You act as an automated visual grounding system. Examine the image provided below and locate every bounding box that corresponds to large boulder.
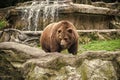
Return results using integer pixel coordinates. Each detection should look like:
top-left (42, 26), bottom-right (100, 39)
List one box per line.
top-left (0, 42), bottom-right (120, 80)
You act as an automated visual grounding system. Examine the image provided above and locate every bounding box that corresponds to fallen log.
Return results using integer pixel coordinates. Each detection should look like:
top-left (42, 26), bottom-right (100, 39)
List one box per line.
top-left (0, 29), bottom-right (120, 36)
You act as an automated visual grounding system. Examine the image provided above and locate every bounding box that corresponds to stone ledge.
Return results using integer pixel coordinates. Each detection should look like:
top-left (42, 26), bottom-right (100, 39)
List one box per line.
top-left (16, 3), bottom-right (119, 16)
top-left (58, 3), bottom-right (119, 15)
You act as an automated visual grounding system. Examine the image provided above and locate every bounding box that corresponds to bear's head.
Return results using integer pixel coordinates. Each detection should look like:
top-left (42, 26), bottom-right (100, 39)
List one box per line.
top-left (56, 21), bottom-right (76, 49)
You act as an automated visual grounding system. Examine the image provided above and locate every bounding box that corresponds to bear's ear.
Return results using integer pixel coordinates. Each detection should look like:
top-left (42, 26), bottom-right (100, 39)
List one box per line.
top-left (67, 29), bottom-right (72, 33)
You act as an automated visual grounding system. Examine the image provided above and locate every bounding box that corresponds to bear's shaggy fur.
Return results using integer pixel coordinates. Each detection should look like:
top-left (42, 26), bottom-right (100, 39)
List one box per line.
top-left (40, 20), bottom-right (79, 55)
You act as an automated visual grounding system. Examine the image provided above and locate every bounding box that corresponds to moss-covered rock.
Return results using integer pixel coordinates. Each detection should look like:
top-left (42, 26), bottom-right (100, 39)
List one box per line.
top-left (78, 59), bottom-right (117, 80)
top-left (0, 51), bottom-right (24, 80)
top-left (0, 42), bottom-right (120, 80)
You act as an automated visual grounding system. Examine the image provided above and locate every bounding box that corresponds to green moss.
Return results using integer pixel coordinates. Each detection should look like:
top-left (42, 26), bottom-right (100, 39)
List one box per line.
top-left (0, 51), bottom-right (24, 80)
top-left (0, 20), bottom-right (8, 29)
top-left (50, 58), bottom-right (66, 70)
top-left (61, 49), bottom-right (68, 54)
top-left (79, 64), bottom-right (88, 80)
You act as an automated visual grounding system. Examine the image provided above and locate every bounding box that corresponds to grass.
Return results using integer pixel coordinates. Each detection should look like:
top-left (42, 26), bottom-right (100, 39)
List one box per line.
top-left (38, 39), bottom-right (120, 54)
top-left (80, 39), bottom-right (120, 52)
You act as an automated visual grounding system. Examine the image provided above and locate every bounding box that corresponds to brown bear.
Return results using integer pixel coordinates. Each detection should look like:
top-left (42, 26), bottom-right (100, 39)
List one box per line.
top-left (40, 20), bottom-right (79, 55)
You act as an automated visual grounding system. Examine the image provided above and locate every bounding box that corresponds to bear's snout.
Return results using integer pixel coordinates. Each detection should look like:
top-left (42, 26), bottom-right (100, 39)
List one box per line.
top-left (60, 40), bottom-right (67, 49)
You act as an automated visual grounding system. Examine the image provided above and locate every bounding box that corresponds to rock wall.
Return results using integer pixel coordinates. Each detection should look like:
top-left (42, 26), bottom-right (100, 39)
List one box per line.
top-left (0, 42), bottom-right (120, 80)
top-left (0, 1), bottom-right (119, 30)
top-left (59, 13), bottom-right (112, 30)
top-left (2, 3), bottom-right (118, 30)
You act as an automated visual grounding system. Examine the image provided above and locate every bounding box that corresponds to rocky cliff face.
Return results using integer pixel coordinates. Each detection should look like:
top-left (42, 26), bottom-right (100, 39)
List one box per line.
top-left (0, 42), bottom-right (120, 80)
top-left (14, 3), bottom-right (120, 30)
top-left (0, 1), bottom-right (119, 30)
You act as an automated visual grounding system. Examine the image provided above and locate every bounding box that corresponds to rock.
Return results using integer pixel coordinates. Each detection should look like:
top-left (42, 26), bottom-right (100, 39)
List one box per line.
top-left (0, 29), bottom-right (40, 47)
top-left (0, 42), bottom-right (120, 80)
top-left (79, 59), bottom-right (117, 80)
top-left (3, 2), bottom-right (118, 30)
top-left (92, 2), bottom-right (120, 9)
top-left (0, 50), bottom-right (24, 80)
top-left (72, 0), bottom-right (92, 4)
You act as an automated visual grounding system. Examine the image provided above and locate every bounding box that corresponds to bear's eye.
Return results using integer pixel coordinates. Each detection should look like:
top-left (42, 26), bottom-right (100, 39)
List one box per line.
top-left (58, 30), bottom-right (61, 33)
top-left (67, 29), bottom-right (72, 33)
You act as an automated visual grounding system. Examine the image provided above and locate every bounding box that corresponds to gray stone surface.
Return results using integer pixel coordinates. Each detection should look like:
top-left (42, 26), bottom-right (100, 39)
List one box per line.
top-left (0, 42), bottom-right (120, 80)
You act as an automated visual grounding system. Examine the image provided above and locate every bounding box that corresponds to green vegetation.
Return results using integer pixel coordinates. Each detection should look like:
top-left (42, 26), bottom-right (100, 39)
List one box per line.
top-left (61, 39), bottom-right (120, 54)
top-left (80, 39), bottom-right (120, 52)
top-left (39, 39), bottom-right (120, 54)
top-left (0, 20), bottom-right (7, 29)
